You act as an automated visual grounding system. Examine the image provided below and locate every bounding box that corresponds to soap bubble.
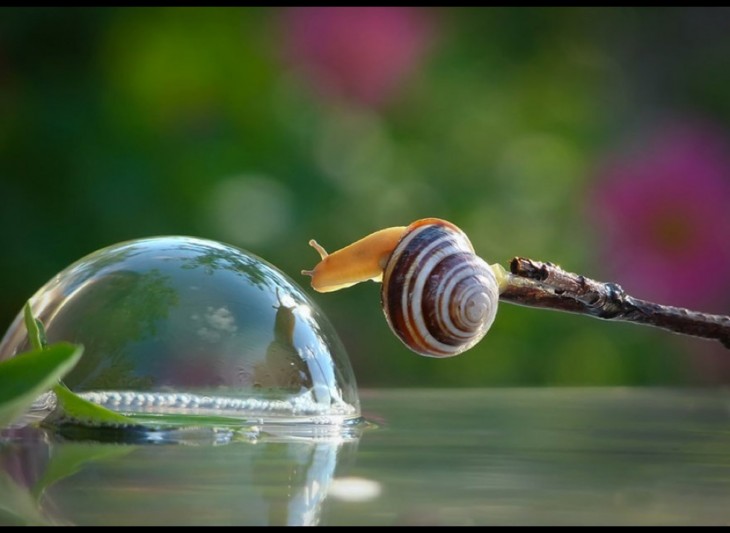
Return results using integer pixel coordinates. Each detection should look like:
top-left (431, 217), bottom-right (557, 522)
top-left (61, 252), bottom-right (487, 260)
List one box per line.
top-left (0, 237), bottom-right (360, 426)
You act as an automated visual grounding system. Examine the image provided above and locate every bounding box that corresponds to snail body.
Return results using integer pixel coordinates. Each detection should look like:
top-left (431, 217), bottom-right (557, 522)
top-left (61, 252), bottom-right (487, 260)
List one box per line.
top-left (303, 218), bottom-right (505, 358)
top-left (301, 226), bottom-right (406, 293)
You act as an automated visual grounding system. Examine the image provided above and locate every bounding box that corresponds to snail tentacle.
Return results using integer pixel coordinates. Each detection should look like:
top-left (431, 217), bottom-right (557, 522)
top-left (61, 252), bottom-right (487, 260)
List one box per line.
top-left (301, 240), bottom-right (329, 277)
top-left (308, 239), bottom-right (329, 260)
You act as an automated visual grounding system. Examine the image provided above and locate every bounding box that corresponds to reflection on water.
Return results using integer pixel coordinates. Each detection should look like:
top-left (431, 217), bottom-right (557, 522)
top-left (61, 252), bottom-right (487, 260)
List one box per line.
top-left (3, 388), bottom-right (730, 525)
top-left (0, 237), bottom-right (359, 425)
top-left (0, 418), bottom-right (362, 526)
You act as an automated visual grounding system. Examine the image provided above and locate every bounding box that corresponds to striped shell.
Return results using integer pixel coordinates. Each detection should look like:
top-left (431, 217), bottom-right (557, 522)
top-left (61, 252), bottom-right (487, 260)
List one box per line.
top-left (381, 218), bottom-right (499, 357)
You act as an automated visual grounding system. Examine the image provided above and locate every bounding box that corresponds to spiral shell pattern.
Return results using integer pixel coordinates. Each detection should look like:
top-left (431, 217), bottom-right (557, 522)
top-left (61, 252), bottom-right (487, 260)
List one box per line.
top-left (381, 218), bottom-right (500, 357)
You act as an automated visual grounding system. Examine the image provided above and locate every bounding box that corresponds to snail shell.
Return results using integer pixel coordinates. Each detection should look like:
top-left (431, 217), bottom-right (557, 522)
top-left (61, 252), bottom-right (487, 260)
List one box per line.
top-left (381, 218), bottom-right (500, 358)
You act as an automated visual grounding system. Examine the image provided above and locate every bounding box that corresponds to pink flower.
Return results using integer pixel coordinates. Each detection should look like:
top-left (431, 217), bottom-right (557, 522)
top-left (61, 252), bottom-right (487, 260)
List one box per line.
top-left (278, 7), bottom-right (435, 109)
top-left (589, 120), bottom-right (730, 312)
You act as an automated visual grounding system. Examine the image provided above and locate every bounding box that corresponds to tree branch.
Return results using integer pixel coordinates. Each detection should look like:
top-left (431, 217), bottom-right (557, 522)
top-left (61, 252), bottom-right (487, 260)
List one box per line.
top-left (499, 257), bottom-right (730, 349)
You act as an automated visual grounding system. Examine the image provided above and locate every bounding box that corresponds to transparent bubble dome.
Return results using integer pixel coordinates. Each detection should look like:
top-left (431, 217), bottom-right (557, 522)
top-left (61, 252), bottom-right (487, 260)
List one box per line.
top-left (0, 237), bottom-right (360, 427)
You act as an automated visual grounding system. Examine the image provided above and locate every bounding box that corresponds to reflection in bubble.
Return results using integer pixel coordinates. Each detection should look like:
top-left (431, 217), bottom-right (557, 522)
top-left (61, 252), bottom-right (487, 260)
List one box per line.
top-left (0, 237), bottom-right (360, 426)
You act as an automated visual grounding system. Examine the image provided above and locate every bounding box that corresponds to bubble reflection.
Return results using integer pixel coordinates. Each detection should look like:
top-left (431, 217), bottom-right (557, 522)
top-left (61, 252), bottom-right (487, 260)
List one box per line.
top-left (0, 420), bottom-right (362, 526)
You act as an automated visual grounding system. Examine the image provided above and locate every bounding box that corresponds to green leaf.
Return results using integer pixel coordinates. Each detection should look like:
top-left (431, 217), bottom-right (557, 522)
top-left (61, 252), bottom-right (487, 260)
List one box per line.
top-left (0, 472), bottom-right (53, 526)
top-left (48, 383), bottom-right (139, 428)
top-left (23, 302), bottom-right (47, 351)
top-left (31, 443), bottom-right (135, 501)
top-left (21, 300), bottom-right (141, 429)
top-left (0, 343), bottom-right (83, 428)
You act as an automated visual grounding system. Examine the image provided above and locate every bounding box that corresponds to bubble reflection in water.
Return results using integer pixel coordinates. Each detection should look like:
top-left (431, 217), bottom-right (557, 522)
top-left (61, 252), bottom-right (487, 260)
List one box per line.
top-left (0, 237), bottom-right (360, 426)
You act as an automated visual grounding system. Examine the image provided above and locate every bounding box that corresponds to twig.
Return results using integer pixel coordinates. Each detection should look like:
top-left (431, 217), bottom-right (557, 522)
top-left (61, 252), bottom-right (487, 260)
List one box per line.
top-left (499, 257), bottom-right (730, 349)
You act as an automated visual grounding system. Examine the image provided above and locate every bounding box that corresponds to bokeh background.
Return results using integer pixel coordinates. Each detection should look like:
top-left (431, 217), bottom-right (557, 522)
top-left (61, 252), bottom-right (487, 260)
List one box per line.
top-left (1, 7), bottom-right (729, 387)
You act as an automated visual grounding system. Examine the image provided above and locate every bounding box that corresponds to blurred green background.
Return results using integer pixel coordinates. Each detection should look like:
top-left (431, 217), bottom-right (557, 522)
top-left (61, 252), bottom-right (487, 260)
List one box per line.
top-left (1, 7), bottom-right (729, 387)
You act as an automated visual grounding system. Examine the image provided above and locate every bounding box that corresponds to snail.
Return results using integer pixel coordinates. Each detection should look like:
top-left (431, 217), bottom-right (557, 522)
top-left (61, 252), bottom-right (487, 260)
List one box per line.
top-left (303, 219), bottom-right (730, 356)
top-left (302, 218), bottom-right (508, 358)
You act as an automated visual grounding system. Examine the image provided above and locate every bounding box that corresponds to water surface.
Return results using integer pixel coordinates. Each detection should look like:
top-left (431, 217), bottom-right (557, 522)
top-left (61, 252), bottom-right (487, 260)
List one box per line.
top-left (2, 388), bottom-right (730, 526)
